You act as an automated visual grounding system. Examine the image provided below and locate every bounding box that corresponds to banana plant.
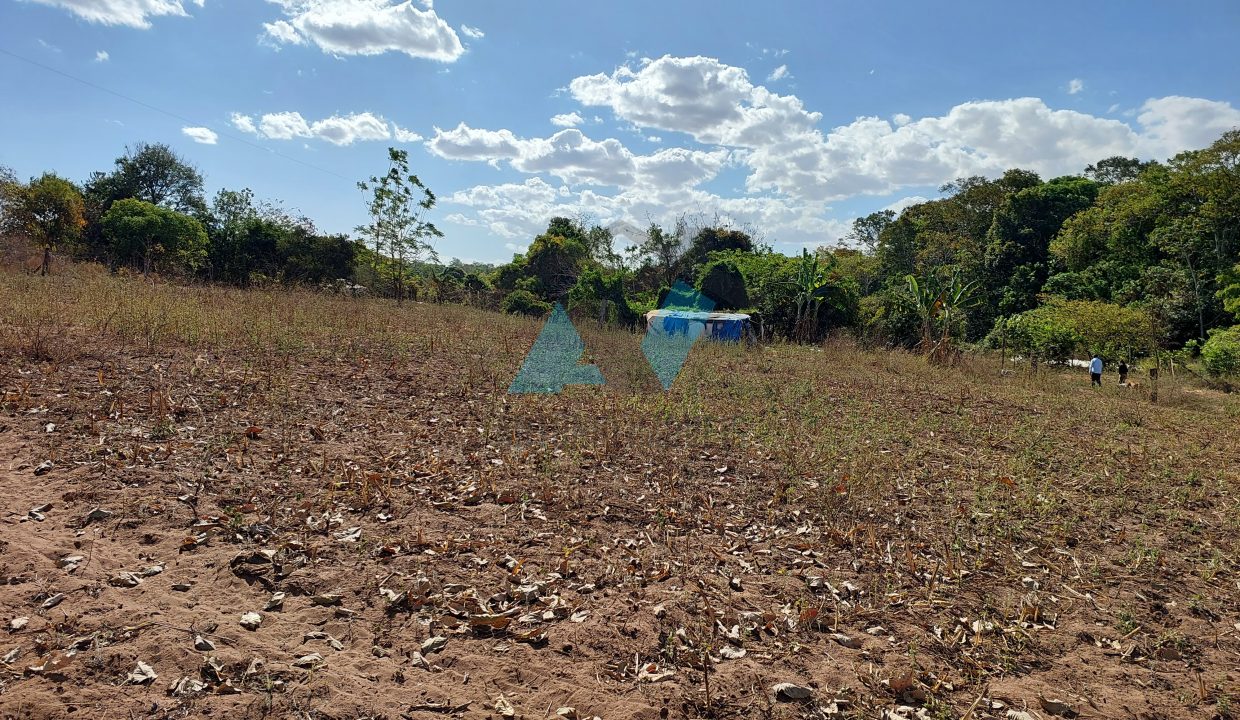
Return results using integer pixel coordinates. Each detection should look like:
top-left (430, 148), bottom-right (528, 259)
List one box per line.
top-left (430, 265), bottom-right (466, 303)
top-left (791, 249), bottom-right (843, 343)
top-left (904, 271), bottom-right (980, 362)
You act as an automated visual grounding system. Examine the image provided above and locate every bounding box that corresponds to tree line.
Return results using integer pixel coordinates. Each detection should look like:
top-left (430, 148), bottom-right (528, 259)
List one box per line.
top-left (0, 142), bottom-right (357, 286)
top-left (483, 130), bottom-right (1240, 378)
top-left (1, 130), bottom-right (1238, 378)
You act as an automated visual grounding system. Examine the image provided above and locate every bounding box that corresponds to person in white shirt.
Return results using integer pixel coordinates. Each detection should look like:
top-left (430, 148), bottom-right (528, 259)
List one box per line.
top-left (1089, 354), bottom-right (1103, 387)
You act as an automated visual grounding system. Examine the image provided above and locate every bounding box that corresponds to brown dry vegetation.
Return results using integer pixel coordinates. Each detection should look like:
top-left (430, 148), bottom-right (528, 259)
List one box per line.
top-left (0, 263), bottom-right (1238, 720)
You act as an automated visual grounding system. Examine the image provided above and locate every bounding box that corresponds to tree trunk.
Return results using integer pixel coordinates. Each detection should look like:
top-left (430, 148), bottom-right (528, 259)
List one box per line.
top-left (396, 258), bottom-right (405, 306)
top-left (40, 246), bottom-right (51, 276)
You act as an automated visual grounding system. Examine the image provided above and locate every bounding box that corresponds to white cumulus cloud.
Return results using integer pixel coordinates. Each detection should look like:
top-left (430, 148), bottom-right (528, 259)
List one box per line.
top-left (564, 56), bottom-right (1240, 203)
top-left (1068, 78), bottom-right (1084, 95)
top-left (229, 112), bottom-right (258, 134)
top-left (433, 54), bottom-right (1240, 253)
top-left (24, 0), bottom-right (204, 28)
top-left (181, 126), bottom-right (218, 144)
top-left (261, 0), bottom-right (464, 61)
top-left (94, 50), bottom-right (109, 62)
top-left (550, 112), bottom-right (584, 128)
top-left (232, 109), bottom-right (401, 145)
top-left (767, 64), bottom-right (788, 81)
top-left (459, 23), bottom-right (483, 39)
top-left (393, 123), bottom-right (422, 142)
top-left (258, 111), bottom-right (312, 139)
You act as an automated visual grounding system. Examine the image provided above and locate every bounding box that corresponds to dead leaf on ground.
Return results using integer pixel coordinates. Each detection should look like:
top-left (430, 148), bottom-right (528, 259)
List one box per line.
top-left (127, 661), bottom-right (157, 684)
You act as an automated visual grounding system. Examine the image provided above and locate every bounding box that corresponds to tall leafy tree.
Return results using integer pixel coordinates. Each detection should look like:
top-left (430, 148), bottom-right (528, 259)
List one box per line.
top-left (843, 210), bottom-right (894, 252)
top-left (680, 226), bottom-right (753, 279)
top-left (637, 220), bottom-right (687, 288)
top-left (1084, 156), bottom-right (1154, 185)
top-left (93, 142), bottom-right (206, 214)
top-left (5, 173), bottom-right (86, 275)
top-left (522, 231), bottom-right (590, 300)
top-left (205, 188), bottom-right (260, 283)
top-left (102, 198), bottom-right (208, 277)
top-left (357, 148), bottom-right (442, 303)
top-left (984, 176), bottom-right (1101, 317)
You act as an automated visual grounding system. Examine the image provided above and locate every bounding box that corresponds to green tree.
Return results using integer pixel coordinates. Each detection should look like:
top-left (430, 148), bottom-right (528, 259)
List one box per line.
top-left (357, 147), bottom-right (442, 304)
top-left (876, 214), bottom-right (918, 280)
top-left (821, 246), bottom-right (882, 296)
top-left (696, 258), bottom-right (749, 311)
top-left (568, 267), bottom-right (639, 326)
top-left (680, 226), bottom-right (753, 280)
top-left (843, 210), bottom-right (894, 252)
top-left (1201, 326), bottom-right (1240, 377)
top-left (95, 142), bottom-right (205, 213)
top-left (523, 231), bottom-right (590, 300)
top-left (102, 198), bottom-right (208, 277)
top-left (1218, 262), bottom-right (1240, 322)
top-left (1084, 156), bottom-right (1154, 185)
top-left (984, 176), bottom-right (1101, 317)
top-left (5, 173), bottom-right (86, 275)
top-left (1001, 308), bottom-right (1081, 365)
top-left (636, 220), bottom-right (687, 288)
top-left (204, 188), bottom-right (261, 283)
top-left (278, 229), bottom-right (357, 285)
top-left (996, 298), bottom-right (1154, 365)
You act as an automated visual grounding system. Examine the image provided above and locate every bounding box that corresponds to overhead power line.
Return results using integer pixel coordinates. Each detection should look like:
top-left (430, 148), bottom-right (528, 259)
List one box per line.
top-left (0, 46), bottom-right (353, 183)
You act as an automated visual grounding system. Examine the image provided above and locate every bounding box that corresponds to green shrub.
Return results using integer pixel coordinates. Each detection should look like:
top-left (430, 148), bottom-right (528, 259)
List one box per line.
top-left (1201, 326), bottom-right (1240, 377)
top-left (991, 297), bottom-right (1152, 363)
top-left (567, 268), bottom-right (639, 325)
top-left (860, 286), bottom-right (921, 348)
top-left (696, 259), bottom-right (749, 310)
top-left (997, 310), bottom-right (1081, 363)
top-left (501, 289), bottom-right (551, 317)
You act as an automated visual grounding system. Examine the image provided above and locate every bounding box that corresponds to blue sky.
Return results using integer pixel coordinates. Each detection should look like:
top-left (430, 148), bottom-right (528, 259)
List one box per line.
top-left (2, 0), bottom-right (1238, 263)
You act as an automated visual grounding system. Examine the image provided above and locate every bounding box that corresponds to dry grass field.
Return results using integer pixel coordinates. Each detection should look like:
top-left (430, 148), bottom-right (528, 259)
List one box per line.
top-left (0, 264), bottom-right (1238, 720)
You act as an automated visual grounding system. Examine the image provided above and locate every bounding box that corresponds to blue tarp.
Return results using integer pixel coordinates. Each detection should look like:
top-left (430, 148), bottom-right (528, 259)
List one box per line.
top-left (646, 310), bottom-right (749, 343)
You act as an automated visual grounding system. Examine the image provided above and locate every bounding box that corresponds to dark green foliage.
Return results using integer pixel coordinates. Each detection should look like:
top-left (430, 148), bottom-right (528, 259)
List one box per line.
top-left (994, 298), bottom-right (1153, 363)
top-left (709, 249), bottom-right (858, 341)
top-left (86, 142), bottom-right (205, 217)
top-left (102, 198), bottom-right (208, 276)
top-left (502, 289), bottom-right (551, 317)
top-left (696, 259), bottom-right (749, 310)
top-left (524, 233), bottom-right (590, 300)
top-left (489, 219), bottom-right (598, 302)
top-left (1085, 156), bottom-right (1155, 185)
top-left (1201, 325), bottom-right (1240, 377)
top-left (859, 288), bottom-right (922, 348)
top-left (997, 309), bottom-right (1081, 364)
top-left (983, 176), bottom-right (1102, 317)
top-left (279, 231), bottom-right (357, 285)
top-left (680, 227), bottom-right (753, 280)
top-left (568, 268), bottom-right (640, 326)
top-left (1219, 262), bottom-right (1240, 322)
